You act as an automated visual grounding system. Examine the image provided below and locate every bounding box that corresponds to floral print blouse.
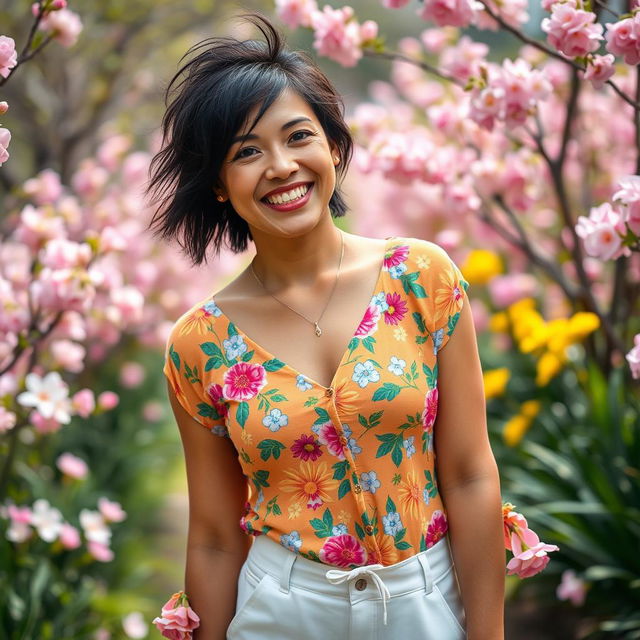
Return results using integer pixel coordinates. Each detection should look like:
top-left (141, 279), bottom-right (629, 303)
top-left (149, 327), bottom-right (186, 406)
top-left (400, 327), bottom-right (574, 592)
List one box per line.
top-left (163, 236), bottom-right (469, 568)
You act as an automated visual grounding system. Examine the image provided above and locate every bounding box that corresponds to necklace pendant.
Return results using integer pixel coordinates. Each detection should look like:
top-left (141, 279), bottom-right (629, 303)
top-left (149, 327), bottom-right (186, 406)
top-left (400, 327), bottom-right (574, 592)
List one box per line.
top-left (314, 323), bottom-right (322, 337)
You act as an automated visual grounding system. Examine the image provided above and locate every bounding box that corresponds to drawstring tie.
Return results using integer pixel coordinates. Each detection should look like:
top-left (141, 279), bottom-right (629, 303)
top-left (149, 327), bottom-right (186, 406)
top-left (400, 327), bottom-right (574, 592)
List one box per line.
top-left (325, 564), bottom-right (391, 625)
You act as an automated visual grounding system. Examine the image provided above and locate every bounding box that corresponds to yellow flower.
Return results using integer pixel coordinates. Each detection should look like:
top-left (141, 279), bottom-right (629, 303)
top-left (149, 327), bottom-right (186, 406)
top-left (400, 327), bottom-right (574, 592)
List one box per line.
top-left (461, 250), bottom-right (503, 286)
top-left (564, 312), bottom-right (600, 344)
top-left (519, 322), bottom-right (551, 354)
top-left (333, 378), bottom-right (360, 416)
top-left (536, 350), bottom-right (565, 386)
top-left (393, 327), bottom-right (407, 341)
top-left (489, 312), bottom-right (509, 333)
top-left (521, 400), bottom-right (542, 419)
top-left (366, 533), bottom-right (398, 565)
top-left (433, 267), bottom-right (466, 329)
top-left (483, 368), bottom-right (510, 400)
top-left (287, 502), bottom-right (302, 520)
top-left (503, 415), bottom-right (530, 447)
top-left (279, 462), bottom-right (339, 507)
top-left (398, 470), bottom-right (423, 520)
top-left (416, 255), bottom-right (431, 269)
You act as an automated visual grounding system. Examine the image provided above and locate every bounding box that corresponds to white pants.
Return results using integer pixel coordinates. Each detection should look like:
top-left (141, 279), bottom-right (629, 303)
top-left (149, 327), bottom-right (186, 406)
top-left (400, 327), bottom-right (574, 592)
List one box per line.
top-left (227, 533), bottom-right (467, 639)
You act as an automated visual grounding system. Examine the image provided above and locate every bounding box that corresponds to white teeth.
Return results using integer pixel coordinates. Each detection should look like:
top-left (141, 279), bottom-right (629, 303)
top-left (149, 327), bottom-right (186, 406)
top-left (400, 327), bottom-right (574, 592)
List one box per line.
top-left (265, 183), bottom-right (310, 205)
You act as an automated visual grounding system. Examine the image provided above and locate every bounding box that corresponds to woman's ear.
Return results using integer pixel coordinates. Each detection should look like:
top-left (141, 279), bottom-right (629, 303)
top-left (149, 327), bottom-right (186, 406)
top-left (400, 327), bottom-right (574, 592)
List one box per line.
top-left (330, 143), bottom-right (341, 167)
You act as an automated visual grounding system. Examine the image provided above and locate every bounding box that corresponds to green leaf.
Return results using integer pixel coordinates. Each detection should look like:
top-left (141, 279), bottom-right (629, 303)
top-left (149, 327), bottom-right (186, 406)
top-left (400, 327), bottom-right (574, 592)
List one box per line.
top-left (338, 479), bottom-right (351, 499)
top-left (391, 443), bottom-right (403, 467)
top-left (362, 336), bottom-right (376, 353)
top-left (395, 540), bottom-right (412, 550)
top-left (419, 534), bottom-right (427, 552)
top-left (376, 440), bottom-right (394, 458)
top-left (314, 407), bottom-right (331, 424)
top-left (412, 311), bottom-right (426, 334)
top-left (355, 522), bottom-right (365, 540)
top-left (372, 383), bottom-right (401, 401)
top-left (200, 342), bottom-right (222, 357)
top-left (263, 358), bottom-right (286, 372)
top-left (241, 350), bottom-right (254, 362)
top-left (236, 401), bottom-right (249, 427)
top-left (252, 469), bottom-right (270, 489)
top-left (270, 394), bottom-right (288, 402)
top-left (311, 508), bottom-right (334, 538)
top-left (332, 460), bottom-right (350, 480)
top-left (204, 356), bottom-right (224, 371)
top-left (169, 345), bottom-right (180, 369)
top-left (386, 496), bottom-right (396, 513)
top-left (257, 439), bottom-right (286, 461)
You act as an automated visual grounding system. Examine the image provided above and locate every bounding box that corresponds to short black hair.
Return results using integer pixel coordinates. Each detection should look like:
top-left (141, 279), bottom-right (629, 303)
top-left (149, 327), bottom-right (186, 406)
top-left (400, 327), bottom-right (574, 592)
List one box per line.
top-left (146, 11), bottom-right (354, 265)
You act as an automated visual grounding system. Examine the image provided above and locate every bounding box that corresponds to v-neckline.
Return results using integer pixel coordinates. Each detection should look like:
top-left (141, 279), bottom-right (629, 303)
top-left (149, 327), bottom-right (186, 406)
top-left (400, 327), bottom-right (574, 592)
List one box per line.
top-left (211, 236), bottom-right (397, 391)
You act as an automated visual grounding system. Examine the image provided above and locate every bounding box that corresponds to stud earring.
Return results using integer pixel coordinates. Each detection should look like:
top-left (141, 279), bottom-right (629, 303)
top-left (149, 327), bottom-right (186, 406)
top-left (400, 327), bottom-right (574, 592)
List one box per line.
top-left (333, 156), bottom-right (340, 165)
top-left (216, 195), bottom-right (226, 202)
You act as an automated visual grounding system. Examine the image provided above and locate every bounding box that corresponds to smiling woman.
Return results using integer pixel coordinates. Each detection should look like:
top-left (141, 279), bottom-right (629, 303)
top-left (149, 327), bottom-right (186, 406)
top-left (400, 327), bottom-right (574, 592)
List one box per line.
top-left (147, 10), bottom-right (504, 640)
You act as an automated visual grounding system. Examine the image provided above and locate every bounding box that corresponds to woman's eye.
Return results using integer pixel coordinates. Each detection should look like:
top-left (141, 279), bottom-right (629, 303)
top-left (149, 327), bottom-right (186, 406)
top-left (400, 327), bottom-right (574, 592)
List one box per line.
top-left (234, 147), bottom-right (257, 160)
top-left (290, 130), bottom-right (315, 142)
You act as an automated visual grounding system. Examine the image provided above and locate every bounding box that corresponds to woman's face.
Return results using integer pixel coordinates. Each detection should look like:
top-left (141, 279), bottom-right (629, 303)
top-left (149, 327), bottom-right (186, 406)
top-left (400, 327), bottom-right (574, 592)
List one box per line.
top-left (216, 87), bottom-right (340, 238)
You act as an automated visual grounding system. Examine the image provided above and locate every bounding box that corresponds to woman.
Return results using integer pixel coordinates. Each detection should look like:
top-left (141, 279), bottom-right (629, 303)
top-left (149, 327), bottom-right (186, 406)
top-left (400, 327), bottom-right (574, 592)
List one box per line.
top-left (148, 12), bottom-right (505, 640)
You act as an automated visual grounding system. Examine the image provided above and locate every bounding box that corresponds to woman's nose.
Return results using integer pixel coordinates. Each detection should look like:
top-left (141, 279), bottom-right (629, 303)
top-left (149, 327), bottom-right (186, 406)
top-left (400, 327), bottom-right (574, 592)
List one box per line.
top-left (265, 147), bottom-right (299, 179)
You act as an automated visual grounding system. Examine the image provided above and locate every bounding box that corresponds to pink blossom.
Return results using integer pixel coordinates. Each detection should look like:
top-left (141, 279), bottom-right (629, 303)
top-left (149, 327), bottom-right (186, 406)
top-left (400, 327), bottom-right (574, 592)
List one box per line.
top-left (14, 204), bottom-right (66, 251)
top-left (153, 591), bottom-right (200, 640)
top-left (97, 390), bottom-right (120, 410)
top-left (382, 0), bottom-right (411, 7)
top-left (72, 388), bottom-right (95, 418)
top-left (0, 101), bottom-right (8, 114)
top-left (31, 267), bottom-right (96, 313)
top-left (88, 540), bottom-right (114, 562)
top-left (320, 534), bottom-right (367, 567)
top-left (142, 400), bottom-right (164, 422)
top-left (420, 28), bottom-right (454, 53)
top-left (80, 509), bottom-right (111, 545)
top-left (626, 334), bottom-right (640, 379)
top-left (119, 361), bottom-right (145, 388)
top-left (122, 612), bottom-right (148, 639)
top-left (421, 387), bottom-right (438, 434)
top-left (109, 286), bottom-right (144, 324)
top-left (475, 0), bottom-right (529, 30)
top-left (0, 127), bottom-right (10, 166)
top-left (314, 421), bottom-right (346, 459)
top-left (310, 6), bottom-right (371, 67)
top-left (576, 202), bottom-right (627, 260)
top-left (556, 569), bottom-right (587, 606)
top-left (605, 16), bottom-right (640, 65)
top-left (59, 523), bottom-right (81, 549)
top-left (506, 528), bottom-right (559, 578)
top-left (425, 509), bottom-right (448, 546)
top-left (71, 159), bottom-right (109, 199)
top-left (23, 169), bottom-right (64, 205)
top-left (383, 292), bottom-right (408, 325)
top-left (17, 371), bottom-right (71, 424)
top-left (489, 274), bottom-right (538, 307)
top-left (57, 452), bottom-right (89, 479)
top-left (583, 54), bottom-right (615, 89)
top-left (354, 303), bottom-right (381, 337)
top-left (275, 0), bottom-right (318, 28)
top-left (40, 238), bottom-right (91, 270)
top-left (98, 497), bottom-right (127, 523)
top-left (418, 0), bottom-right (476, 28)
top-left (31, 411), bottom-right (63, 434)
top-left (440, 36), bottom-right (489, 82)
top-left (541, 4), bottom-right (603, 58)
top-left (50, 339), bottom-right (86, 373)
top-left (222, 362), bottom-right (267, 401)
top-left (0, 36), bottom-right (17, 79)
top-left (6, 505), bottom-right (33, 543)
top-left (205, 383), bottom-right (228, 419)
top-left (96, 134), bottom-right (132, 171)
top-left (99, 226), bottom-right (127, 252)
top-left (613, 175), bottom-right (640, 235)
top-left (39, 8), bottom-right (83, 48)
top-left (0, 406), bottom-right (16, 433)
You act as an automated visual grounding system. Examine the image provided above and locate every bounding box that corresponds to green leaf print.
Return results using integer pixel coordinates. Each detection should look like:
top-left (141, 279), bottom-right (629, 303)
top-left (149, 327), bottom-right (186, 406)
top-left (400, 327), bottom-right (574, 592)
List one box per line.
top-left (386, 496), bottom-right (397, 513)
top-left (410, 361), bottom-right (418, 380)
top-left (354, 522), bottom-right (365, 540)
top-left (265, 496), bottom-right (281, 517)
top-left (394, 528), bottom-right (412, 550)
top-left (392, 473), bottom-right (401, 485)
top-left (200, 342), bottom-right (223, 357)
top-left (228, 322), bottom-right (238, 337)
top-left (332, 460), bottom-right (350, 480)
top-left (391, 444), bottom-right (403, 467)
top-left (310, 508), bottom-right (334, 538)
top-left (239, 450), bottom-right (251, 464)
top-left (241, 350), bottom-right (254, 362)
top-left (252, 470), bottom-right (270, 489)
top-left (269, 394), bottom-right (288, 402)
top-left (236, 401), bottom-right (249, 427)
top-left (375, 434), bottom-right (403, 467)
top-left (304, 397), bottom-right (319, 407)
top-left (197, 402), bottom-right (225, 421)
top-left (412, 311), bottom-right (427, 334)
top-left (263, 358), bottom-right (286, 372)
top-left (257, 439), bottom-right (286, 462)
top-left (420, 534), bottom-right (427, 552)
top-left (424, 470), bottom-right (438, 500)
top-left (169, 345), bottom-right (180, 369)
top-left (338, 479), bottom-right (351, 499)
top-left (361, 336), bottom-right (376, 354)
top-left (358, 411), bottom-right (384, 432)
top-left (204, 356), bottom-right (224, 371)
top-left (415, 335), bottom-right (428, 345)
top-left (400, 271), bottom-right (427, 298)
top-left (184, 363), bottom-right (200, 384)
top-left (447, 312), bottom-right (460, 335)
top-left (313, 407), bottom-right (331, 425)
top-left (301, 549), bottom-right (321, 562)
top-left (347, 337), bottom-right (359, 352)
top-left (422, 363), bottom-right (437, 390)
top-left (372, 383), bottom-right (401, 402)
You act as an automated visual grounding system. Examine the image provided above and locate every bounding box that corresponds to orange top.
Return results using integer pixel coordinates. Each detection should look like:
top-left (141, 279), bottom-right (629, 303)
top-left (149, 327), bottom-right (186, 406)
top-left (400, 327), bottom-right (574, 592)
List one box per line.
top-left (163, 236), bottom-right (469, 568)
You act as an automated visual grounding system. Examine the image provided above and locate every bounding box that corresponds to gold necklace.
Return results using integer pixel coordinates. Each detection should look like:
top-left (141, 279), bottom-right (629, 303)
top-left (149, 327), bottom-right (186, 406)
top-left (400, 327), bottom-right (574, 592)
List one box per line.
top-left (249, 232), bottom-right (345, 337)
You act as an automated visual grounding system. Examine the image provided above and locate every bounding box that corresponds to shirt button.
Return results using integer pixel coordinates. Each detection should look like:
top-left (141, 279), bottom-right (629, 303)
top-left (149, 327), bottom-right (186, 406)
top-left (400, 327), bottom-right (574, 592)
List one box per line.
top-left (325, 387), bottom-right (334, 398)
top-left (353, 485), bottom-right (362, 494)
top-left (365, 524), bottom-right (374, 535)
top-left (355, 578), bottom-right (367, 591)
top-left (339, 436), bottom-right (348, 446)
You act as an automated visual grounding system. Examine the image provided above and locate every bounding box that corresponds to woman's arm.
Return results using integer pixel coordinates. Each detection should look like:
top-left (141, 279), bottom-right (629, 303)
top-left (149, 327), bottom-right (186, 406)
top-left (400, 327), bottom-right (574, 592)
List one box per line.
top-left (435, 300), bottom-right (505, 640)
top-left (167, 381), bottom-right (251, 640)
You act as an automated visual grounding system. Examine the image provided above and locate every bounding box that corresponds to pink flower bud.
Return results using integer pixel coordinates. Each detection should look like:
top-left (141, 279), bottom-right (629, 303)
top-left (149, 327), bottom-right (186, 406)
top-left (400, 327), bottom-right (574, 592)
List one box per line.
top-left (56, 452), bottom-right (89, 479)
top-left (60, 522), bottom-right (81, 549)
top-left (0, 36), bottom-right (18, 79)
top-left (88, 540), bottom-right (114, 562)
top-left (72, 388), bottom-right (96, 418)
top-left (119, 361), bottom-right (145, 389)
top-left (97, 391), bottom-right (119, 411)
top-left (0, 101), bottom-right (8, 114)
top-left (52, 0), bottom-right (68, 10)
top-left (98, 497), bottom-right (127, 523)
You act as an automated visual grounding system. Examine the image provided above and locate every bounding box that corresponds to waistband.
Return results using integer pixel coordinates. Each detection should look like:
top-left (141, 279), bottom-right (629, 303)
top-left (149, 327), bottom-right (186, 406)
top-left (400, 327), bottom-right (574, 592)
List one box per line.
top-left (245, 533), bottom-right (455, 625)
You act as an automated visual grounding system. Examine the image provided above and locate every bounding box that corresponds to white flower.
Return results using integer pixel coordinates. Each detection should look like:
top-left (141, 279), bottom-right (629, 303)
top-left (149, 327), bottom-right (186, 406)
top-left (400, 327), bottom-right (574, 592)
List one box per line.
top-left (7, 520), bottom-right (32, 543)
top-left (122, 612), bottom-right (148, 639)
top-left (17, 371), bottom-right (71, 424)
top-left (387, 356), bottom-right (406, 376)
top-left (79, 509), bottom-right (112, 545)
top-left (30, 499), bottom-right (63, 542)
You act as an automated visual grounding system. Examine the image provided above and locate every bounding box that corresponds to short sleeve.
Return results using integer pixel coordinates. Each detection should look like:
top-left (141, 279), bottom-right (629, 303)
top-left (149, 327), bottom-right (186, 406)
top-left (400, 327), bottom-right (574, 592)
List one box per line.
top-left (414, 240), bottom-right (470, 355)
top-left (163, 313), bottom-right (230, 437)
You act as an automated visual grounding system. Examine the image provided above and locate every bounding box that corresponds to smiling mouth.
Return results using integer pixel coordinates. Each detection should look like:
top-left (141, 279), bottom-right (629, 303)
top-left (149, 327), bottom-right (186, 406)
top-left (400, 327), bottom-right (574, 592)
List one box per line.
top-left (261, 182), bottom-right (312, 205)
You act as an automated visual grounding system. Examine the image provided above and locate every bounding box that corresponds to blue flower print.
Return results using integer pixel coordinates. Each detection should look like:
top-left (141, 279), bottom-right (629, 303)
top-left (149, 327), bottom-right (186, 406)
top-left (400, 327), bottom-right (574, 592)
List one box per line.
top-left (423, 488), bottom-right (431, 505)
top-left (255, 487), bottom-right (265, 511)
top-left (352, 360), bottom-right (380, 388)
top-left (223, 334), bottom-right (248, 361)
top-left (387, 356), bottom-right (406, 376)
top-left (262, 408), bottom-right (289, 432)
top-left (211, 424), bottom-right (230, 438)
top-left (332, 523), bottom-right (348, 536)
top-left (371, 292), bottom-right (389, 313)
top-left (389, 263), bottom-right (407, 279)
top-left (281, 530), bottom-right (302, 552)
top-left (342, 424), bottom-right (362, 457)
top-left (203, 300), bottom-right (222, 317)
top-left (360, 471), bottom-right (381, 494)
top-left (382, 511), bottom-right (403, 536)
top-left (296, 374), bottom-right (313, 391)
top-left (432, 328), bottom-right (445, 355)
top-left (403, 435), bottom-right (416, 459)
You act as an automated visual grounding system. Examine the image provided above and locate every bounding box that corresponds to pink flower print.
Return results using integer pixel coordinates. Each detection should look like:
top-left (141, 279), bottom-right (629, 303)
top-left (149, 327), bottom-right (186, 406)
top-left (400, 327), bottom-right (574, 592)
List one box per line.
top-left (383, 292), bottom-right (408, 325)
top-left (206, 383), bottom-right (229, 419)
top-left (291, 434), bottom-right (323, 461)
top-left (425, 510), bottom-right (448, 547)
top-left (222, 362), bottom-right (266, 401)
top-left (354, 303), bottom-right (381, 338)
top-left (314, 421), bottom-right (346, 459)
top-left (320, 534), bottom-right (367, 567)
top-left (421, 387), bottom-right (439, 434)
top-left (383, 244), bottom-right (410, 270)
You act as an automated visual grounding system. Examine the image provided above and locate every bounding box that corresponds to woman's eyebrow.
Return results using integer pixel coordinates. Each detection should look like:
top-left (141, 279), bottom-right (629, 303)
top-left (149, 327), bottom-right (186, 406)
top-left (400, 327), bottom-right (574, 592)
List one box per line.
top-left (230, 116), bottom-right (314, 145)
